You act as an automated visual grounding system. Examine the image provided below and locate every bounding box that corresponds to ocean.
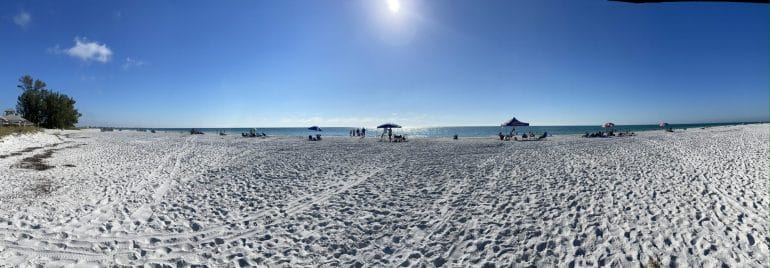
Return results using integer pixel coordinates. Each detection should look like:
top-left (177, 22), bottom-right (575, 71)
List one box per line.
top-left (121, 122), bottom-right (759, 138)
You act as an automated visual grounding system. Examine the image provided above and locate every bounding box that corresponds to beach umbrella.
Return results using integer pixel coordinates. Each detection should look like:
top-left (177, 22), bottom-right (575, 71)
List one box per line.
top-left (602, 122), bottom-right (616, 135)
top-left (501, 117), bottom-right (529, 135)
top-left (308, 126), bottom-right (322, 131)
top-left (377, 123), bottom-right (401, 140)
top-left (377, 123), bottom-right (402, 129)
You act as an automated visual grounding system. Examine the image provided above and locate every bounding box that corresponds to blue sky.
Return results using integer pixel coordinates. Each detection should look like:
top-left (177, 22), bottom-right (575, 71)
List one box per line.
top-left (0, 0), bottom-right (767, 127)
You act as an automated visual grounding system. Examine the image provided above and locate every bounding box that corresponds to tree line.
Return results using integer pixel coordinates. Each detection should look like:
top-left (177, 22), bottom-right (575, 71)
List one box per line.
top-left (15, 75), bottom-right (81, 129)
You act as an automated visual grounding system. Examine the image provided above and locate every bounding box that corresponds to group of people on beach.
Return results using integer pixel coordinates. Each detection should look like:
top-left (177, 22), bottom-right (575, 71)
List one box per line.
top-left (242, 128), bottom-right (267, 138)
top-left (350, 128), bottom-right (366, 137)
top-left (498, 131), bottom-right (547, 141)
top-left (583, 130), bottom-right (635, 138)
top-left (379, 128), bottom-right (407, 142)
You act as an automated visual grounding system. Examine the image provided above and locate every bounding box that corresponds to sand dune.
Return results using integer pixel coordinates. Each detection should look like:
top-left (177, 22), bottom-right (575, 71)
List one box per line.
top-left (0, 125), bottom-right (766, 266)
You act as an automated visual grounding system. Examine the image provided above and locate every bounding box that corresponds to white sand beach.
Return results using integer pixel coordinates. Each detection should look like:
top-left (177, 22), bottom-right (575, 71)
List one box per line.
top-left (0, 124), bottom-right (767, 267)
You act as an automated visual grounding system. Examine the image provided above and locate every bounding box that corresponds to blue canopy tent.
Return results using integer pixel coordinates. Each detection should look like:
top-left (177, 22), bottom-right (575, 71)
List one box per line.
top-left (308, 126), bottom-right (322, 131)
top-left (377, 123), bottom-right (402, 141)
top-left (501, 117), bottom-right (529, 136)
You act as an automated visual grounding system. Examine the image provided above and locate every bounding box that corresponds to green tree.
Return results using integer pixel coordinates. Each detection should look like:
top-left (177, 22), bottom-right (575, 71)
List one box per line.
top-left (42, 91), bottom-right (81, 129)
top-left (16, 75), bottom-right (47, 124)
top-left (16, 75), bottom-right (81, 129)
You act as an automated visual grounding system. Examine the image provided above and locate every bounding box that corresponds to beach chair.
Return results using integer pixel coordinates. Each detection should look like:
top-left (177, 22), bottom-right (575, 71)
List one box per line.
top-left (537, 132), bottom-right (548, 141)
top-left (316, 134), bottom-right (322, 141)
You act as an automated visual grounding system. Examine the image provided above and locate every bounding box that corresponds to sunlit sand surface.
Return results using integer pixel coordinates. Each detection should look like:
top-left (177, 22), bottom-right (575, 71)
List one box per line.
top-left (0, 124), bottom-right (766, 266)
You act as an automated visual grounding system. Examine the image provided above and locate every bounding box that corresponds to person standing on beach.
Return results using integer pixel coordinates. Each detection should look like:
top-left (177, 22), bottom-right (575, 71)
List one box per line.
top-left (361, 128), bottom-right (366, 138)
top-left (388, 128), bottom-right (393, 142)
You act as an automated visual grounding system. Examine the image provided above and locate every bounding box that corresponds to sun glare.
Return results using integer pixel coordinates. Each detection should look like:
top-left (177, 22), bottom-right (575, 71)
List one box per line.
top-left (387, 0), bottom-right (401, 13)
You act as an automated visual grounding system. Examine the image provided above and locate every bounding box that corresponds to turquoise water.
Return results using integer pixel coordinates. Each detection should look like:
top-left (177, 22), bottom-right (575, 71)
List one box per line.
top-left (126, 122), bottom-right (761, 138)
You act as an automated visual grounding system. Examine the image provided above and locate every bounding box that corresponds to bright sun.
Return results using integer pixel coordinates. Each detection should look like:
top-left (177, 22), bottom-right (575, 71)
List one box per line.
top-left (387, 0), bottom-right (401, 13)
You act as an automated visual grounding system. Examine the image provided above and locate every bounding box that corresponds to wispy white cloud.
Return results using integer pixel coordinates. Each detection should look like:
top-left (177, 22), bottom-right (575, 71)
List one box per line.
top-left (54, 37), bottom-right (113, 63)
top-left (13, 11), bottom-right (31, 27)
top-left (122, 57), bottom-right (146, 70)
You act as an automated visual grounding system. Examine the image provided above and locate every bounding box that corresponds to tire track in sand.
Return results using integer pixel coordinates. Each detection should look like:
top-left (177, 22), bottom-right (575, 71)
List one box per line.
top-left (0, 136), bottom-right (197, 263)
top-left (0, 136), bottom-right (262, 245)
top-left (67, 135), bottom-right (196, 229)
top-left (182, 166), bottom-right (387, 248)
top-left (387, 154), bottom-right (502, 265)
top-left (0, 162), bottom-right (384, 264)
top-left (128, 135), bottom-right (197, 229)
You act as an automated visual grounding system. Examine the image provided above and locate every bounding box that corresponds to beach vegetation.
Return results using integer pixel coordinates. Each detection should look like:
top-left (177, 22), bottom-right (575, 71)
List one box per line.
top-left (0, 126), bottom-right (41, 139)
top-left (15, 75), bottom-right (81, 129)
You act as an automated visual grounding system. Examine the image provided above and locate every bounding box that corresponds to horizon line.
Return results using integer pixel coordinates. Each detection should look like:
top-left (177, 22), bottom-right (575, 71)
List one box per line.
top-left (80, 121), bottom-right (768, 129)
